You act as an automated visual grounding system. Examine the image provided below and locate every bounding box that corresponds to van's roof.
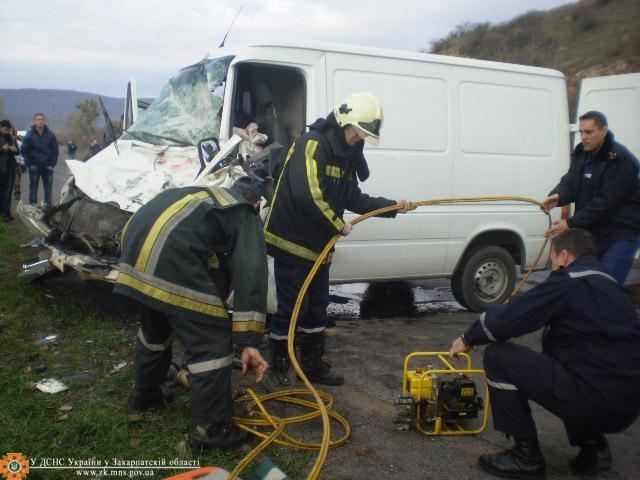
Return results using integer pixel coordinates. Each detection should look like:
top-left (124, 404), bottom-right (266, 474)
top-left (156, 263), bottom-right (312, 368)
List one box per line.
top-left (245, 40), bottom-right (565, 78)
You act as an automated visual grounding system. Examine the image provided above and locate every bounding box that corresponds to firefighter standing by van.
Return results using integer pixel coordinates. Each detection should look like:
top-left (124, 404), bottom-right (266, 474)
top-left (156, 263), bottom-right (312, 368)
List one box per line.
top-left (263, 91), bottom-right (415, 391)
top-left (449, 228), bottom-right (640, 477)
top-left (113, 177), bottom-right (269, 452)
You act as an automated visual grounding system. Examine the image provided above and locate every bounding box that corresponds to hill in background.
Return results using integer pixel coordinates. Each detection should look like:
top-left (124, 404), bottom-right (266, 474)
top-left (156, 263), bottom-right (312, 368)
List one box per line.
top-left (0, 88), bottom-right (133, 133)
top-left (428, 0), bottom-right (640, 117)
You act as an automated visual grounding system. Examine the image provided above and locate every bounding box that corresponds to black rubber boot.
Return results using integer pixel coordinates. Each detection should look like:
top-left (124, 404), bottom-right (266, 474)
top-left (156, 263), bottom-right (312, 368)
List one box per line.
top-left (127, 386), bottom-right (174, 412)
top-left (191, 423), bottom-right (252, 453)
top-left (298, 332), bottom-right (344, 386)
top-left (262, 339), bottom-right (292, 393)
top-left (569, 434), bottom-right (611, 476)
top-left (479, 438), bottom-right (546, 478)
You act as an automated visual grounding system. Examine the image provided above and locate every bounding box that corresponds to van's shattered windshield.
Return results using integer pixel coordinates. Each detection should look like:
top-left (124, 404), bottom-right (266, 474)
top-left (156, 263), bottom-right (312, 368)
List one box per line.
top-left (123, 55), bottom-right (234, 146)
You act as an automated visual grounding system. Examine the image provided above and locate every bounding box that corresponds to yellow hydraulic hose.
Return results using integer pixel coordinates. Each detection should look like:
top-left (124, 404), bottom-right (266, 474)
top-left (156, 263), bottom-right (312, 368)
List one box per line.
top-left (230, 196), bottom-right (551, 480)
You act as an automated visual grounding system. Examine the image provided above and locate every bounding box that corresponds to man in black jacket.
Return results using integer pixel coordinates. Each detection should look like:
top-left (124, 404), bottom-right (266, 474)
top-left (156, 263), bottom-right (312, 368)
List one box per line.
top-left (543, 111), bottom-right (640, 283)
top-left (263, 92), bottom-right (415, 391)
top-left (450, 228), bottom-right (640, 477)
top-left (21, 113), bottom-right (59, 207)
top-left (0, 120), bottom-right (19, 221)
top-left (66, 140), bottom-right (77, 160)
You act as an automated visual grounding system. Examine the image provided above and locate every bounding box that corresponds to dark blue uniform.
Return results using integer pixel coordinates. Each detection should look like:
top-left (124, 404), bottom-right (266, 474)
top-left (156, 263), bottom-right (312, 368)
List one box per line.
top-left (550, 131), bottom-right (640, 283)
top-left (464, 255), bottom-right (640, 445)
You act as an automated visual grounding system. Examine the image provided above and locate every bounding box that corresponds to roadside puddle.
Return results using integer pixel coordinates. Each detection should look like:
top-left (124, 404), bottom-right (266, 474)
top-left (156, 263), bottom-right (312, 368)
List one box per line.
top-left (328, 282), bottom-right (465, 321)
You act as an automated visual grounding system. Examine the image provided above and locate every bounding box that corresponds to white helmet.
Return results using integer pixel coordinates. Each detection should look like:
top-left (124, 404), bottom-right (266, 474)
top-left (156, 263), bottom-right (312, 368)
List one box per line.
top-left (334, 91), bottom-right (383, 145)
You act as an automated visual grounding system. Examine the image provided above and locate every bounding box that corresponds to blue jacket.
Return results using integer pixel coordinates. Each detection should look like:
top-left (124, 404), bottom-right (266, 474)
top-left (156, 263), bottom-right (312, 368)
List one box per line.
top-left (21, 125), bottom-right (59, 168)
top-left (464, 255), bottom-right (640, 417)
top-left (550, 131), bottom-right (640, 252)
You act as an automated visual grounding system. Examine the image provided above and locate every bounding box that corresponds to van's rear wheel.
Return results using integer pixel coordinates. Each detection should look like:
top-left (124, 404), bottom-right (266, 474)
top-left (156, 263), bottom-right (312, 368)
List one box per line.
top-left (451, 246), bottom-right (516, 312)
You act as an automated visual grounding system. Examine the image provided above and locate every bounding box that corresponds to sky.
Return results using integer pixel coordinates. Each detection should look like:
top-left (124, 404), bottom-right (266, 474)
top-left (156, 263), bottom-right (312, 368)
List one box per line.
top-left (1, 0), bottom-right (574, 98)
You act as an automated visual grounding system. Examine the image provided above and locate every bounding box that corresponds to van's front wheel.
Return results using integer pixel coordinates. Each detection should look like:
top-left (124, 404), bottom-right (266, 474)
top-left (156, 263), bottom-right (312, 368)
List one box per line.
top-left (451, 246), bottom-right (516, 312)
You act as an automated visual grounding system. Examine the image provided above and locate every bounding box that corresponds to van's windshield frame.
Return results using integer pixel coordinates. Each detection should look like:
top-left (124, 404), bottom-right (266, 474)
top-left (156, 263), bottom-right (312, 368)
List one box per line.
top-left (122, 55), bottom-right (235, 146)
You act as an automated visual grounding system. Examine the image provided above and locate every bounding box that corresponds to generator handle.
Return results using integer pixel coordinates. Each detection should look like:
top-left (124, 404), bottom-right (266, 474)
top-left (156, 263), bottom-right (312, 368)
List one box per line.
top-left (402, 352), bottom-right (472, 394)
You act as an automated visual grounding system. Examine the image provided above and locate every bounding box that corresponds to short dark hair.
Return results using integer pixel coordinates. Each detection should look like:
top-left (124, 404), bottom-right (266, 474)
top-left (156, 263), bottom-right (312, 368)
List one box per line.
top-left (579, 111), bottom-right (608, 128)
top-left (33, 113), bottom-right (45, 120)
top-left (0, 119), bottom-right (11, 128)
top-left (551, 228), bottom-right (597, 258)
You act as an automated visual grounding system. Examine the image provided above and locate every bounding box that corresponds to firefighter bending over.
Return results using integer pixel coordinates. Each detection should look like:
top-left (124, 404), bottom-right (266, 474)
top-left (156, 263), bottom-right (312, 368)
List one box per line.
top-left (114, 176), bottom-right (269, 452)
top-left (450, 228), bottom-right (640, 477)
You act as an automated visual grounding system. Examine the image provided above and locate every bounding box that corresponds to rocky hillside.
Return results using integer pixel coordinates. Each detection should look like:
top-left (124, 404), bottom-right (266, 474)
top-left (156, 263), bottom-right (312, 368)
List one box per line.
top-left (428, 0), bottom-right (640, 116)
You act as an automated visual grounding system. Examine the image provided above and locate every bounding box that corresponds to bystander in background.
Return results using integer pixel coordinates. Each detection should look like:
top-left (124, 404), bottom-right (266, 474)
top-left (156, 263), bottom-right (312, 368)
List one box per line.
top-left (12, 129), bottom-right (25, 201)
top-left (0, 120), bottom-right (19, 221)
top-left (21, 113), bottom-right (59, 208)
top-left (67, 139), bottom-right (77, 160)
top-left (88, 138), bottom-right (101, 159)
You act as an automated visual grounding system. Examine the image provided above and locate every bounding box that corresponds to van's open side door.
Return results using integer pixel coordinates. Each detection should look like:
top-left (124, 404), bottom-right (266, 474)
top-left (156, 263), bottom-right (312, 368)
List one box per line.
top-left (575, 73), bottom-right (640, 158)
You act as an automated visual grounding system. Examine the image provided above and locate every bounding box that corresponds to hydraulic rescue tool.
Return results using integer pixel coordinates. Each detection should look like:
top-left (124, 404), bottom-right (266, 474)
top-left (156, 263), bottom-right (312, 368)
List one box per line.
top-left (394, 352), bottom-right (489, 435)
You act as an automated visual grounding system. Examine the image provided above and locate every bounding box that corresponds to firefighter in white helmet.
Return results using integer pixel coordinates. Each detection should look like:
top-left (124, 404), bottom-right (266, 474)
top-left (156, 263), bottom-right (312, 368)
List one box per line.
top-left (263, 91), bottom-right (415, 391)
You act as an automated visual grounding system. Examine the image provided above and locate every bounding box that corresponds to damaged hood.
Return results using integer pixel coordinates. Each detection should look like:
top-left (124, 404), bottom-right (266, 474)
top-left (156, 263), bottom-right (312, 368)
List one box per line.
top-left (67, 141), bottom-right (202, 213)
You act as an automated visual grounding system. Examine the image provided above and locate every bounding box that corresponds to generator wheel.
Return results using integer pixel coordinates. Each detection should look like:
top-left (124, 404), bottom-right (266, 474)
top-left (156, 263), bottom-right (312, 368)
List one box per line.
top-left (451, 246), bottom-right (516, 312)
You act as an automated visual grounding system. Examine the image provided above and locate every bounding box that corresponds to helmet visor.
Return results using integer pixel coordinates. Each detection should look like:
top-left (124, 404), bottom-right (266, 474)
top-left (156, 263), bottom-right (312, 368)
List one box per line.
top-left (357, 118), bottom-right (381, 139)
top-left (353, 125), bottom-right (379, 146)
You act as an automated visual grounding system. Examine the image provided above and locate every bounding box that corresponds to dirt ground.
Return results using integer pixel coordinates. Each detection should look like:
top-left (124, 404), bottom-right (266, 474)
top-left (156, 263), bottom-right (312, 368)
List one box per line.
top-left (12, 162), bottom-right (640, 479)
top-left (57, 276), bottom-right (636, 480)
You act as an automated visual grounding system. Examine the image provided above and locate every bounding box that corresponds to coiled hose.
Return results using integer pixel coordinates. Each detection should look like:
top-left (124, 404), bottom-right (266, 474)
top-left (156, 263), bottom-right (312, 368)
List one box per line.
top-left (229, 196), bottom-right (552, 480)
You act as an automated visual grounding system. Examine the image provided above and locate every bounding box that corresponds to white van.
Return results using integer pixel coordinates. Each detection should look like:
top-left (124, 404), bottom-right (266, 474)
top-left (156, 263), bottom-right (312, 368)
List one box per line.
top-left (216, 42), bottom-right (569, 311)
top-left (21, 41), bottom-right (570, 312)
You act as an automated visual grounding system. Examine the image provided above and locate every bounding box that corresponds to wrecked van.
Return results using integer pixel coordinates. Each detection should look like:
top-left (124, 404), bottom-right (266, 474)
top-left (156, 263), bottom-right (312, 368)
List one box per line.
top-left (20, 41), bottom-right (574, 312)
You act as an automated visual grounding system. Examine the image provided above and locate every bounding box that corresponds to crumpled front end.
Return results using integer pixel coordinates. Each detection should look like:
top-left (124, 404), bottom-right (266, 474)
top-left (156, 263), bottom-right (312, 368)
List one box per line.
top-left (17, 178), bottom-right (131, 281)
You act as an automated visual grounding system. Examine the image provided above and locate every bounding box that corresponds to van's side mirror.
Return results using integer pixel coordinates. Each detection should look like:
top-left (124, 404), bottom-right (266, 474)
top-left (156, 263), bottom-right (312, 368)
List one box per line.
top-left (197, 138), bottom-right (220, 174)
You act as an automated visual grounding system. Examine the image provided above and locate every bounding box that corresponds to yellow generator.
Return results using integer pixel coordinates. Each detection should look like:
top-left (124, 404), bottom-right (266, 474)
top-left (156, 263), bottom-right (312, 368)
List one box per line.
top-left (394, 352), bottom-right (489, 435)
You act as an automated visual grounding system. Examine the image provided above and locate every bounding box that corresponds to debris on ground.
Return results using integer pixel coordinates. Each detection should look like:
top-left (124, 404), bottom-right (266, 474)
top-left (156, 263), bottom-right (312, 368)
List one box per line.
top-left (34, 333), bottom-right (61, 345)
top-left (109, 361), bottom-right (128, 374)
top-left (20, 238), bottom-right (45, 249)
top-left (35, 378), bottom-right (69, 394)
top-left (60, 371), bottom-right (93, 384)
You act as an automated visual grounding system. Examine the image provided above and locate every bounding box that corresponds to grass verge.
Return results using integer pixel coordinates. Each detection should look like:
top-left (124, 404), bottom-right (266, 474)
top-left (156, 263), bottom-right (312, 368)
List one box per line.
top-left (0, 223), bottom-right (310, 479)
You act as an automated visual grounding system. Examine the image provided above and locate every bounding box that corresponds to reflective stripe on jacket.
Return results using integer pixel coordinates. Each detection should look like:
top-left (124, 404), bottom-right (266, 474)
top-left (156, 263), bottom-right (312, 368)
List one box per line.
top-left (113, 185), bottom-right (268, 346)
top-left (264, 114), bottom-right (396, 266)
top-left (464, 255), bottom-right (640, 409)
